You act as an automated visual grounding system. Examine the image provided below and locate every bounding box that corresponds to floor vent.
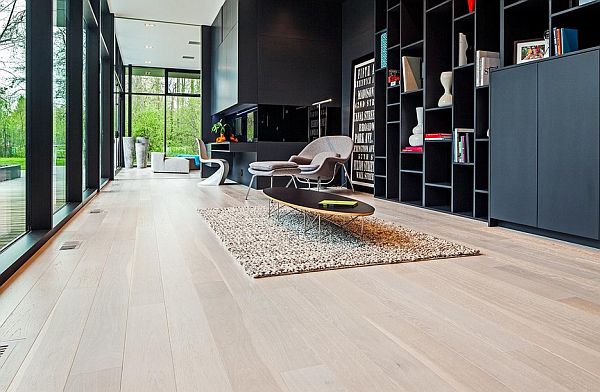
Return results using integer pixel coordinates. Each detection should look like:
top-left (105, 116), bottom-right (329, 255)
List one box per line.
top-left (89, 209), bottom-right (105, 214)
top-left (59, 240), bottom-right (83, 251)
top-left (0, 341), bottom-right (17, 368)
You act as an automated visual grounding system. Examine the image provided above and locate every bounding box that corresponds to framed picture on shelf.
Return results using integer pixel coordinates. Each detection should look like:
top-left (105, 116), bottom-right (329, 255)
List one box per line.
top-left (514, 39), bottom-right (550, 64)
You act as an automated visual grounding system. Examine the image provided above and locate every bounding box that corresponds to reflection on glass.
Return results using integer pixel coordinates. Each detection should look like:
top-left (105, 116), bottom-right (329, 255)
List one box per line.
top-left (0, 0), bottom-right (27, 249)
top-left (131, 67), bottom-right (165, 94)
top-left (166, 96), bottom-right (201, 155)
top-left (167, 71), bottom-right (201, 95)
top-left (53, 0), bottom-right (67, 212)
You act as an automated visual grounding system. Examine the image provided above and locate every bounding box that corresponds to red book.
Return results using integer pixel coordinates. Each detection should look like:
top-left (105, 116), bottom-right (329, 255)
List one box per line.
top-left (425, 133), bottom-right (451, 138)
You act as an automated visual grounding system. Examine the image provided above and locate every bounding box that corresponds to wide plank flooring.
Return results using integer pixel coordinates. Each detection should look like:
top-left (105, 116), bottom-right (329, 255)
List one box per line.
top-left (0, 168), bottom-right (599, 391)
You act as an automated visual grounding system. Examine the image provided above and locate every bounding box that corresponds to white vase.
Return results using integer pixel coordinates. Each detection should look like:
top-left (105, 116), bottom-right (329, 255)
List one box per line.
top-left (438, 71), bottom-right (453, 107)
top-left (135, 137), bottom-right (149, 169)
top-left (409, 134), bottom-right (423, 147)
top-left (123, 137), bottom-right (135, 168)
top-left (458, 33), bottom-right (468, 66)
top-left (412, 107), bottom-right (424, 135)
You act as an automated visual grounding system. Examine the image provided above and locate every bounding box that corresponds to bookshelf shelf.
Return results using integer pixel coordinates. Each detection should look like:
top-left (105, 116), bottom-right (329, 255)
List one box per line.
top-left (551, 0), bottom-right (600, 17)
top-left (454, 62), bottom-right (474, 70)
top-left (374, 0), bottom-right (500, 222)
top-left (401, 88), bottom-right (423, 96)
top-left (401, 39), bottom-right (424, 51)
top-left (454, 11), bottom-right (474, 22)
top-left (401, 169), bottom-right (423, 174)
top-left (425, 106), bottom-right (452, 112)
top-left (425, 182), bottom-right (452, 189)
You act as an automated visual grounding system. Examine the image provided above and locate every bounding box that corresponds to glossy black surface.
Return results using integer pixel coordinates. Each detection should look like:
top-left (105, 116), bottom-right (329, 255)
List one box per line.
top-left (263, 188), bottom-right (375, 215)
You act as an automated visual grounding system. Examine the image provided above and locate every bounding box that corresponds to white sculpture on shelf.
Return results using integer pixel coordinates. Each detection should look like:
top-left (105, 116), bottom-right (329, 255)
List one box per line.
top-left (409, 106), bottom-right (424, 147)
top-left (438, 71), bottom-right (453, 107)
top-left (458, 33), bottom-right (468, 66)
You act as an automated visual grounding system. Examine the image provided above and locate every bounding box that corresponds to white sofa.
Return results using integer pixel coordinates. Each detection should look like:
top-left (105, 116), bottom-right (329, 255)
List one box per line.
top-left (151, 152), bottom-right (190, 174)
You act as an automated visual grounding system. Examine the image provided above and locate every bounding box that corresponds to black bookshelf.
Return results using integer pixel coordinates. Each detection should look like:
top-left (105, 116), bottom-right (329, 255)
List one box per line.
top-left (374, 0), bottom-right (499, 220)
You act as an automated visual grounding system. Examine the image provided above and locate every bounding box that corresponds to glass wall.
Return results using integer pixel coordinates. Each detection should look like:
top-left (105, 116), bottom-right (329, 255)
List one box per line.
top-left (53, 0), bottom-right (67, 211)
top-left (127, 67), bottom-right (201, 161)
top-left (131, 94), bottom-right (165, 153)
top-left (0, 0), bottom-right (27, 249)
top-left (0, 0), bottom-right (123, 284)
top-left (166, 96), bottom-right (201, 155)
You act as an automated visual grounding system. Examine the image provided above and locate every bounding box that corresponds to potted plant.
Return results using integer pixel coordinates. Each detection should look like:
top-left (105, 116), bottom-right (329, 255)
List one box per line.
top-left (211, 120), bottom-right (228, 143)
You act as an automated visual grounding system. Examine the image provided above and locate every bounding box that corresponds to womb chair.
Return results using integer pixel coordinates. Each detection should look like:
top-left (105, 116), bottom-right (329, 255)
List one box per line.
top-left (291, 136), bottom-right (354, 192)
top-left (196, 138), bottom-right (230, 186)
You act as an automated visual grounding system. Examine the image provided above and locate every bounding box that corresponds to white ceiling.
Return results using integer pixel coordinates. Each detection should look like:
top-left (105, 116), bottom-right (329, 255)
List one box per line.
top-left (108, 0), bottom-right (225, 70)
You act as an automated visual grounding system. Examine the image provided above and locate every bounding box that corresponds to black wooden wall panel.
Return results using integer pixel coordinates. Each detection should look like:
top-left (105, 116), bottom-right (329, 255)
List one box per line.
top-left (537, 51), bottom-right (600, 240)
top-left (256, 0), bottom-right (342, 107)
top-left (490, 64), bottom-right (538, 227)
top-left (341, 0), bottom-right (374, 136)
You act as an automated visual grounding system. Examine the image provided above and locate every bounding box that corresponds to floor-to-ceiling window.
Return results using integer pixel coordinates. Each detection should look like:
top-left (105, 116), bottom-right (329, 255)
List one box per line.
top-left (0, 0), bottom-right (27, 249)
top-left (1, 0), bottom-right (122, 284)
top-left (53, 0), bottom-right (67, 211)
top-left (166, 71), bottom-right (201, 155)
top-left (127, 67), bottom-right (201, 159)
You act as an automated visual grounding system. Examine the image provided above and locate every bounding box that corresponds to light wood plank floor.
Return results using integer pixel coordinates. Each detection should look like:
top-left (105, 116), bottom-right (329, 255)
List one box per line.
top-left (1, 168), bottom-right (599, 392)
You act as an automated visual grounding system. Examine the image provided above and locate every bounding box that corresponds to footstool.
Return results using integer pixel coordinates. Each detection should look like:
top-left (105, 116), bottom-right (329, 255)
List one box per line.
top-left (246, 161), bottom-right (301, 200)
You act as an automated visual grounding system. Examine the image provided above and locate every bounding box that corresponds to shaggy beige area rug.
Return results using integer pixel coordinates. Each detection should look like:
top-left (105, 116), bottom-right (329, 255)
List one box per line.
top-left (198, 206), bottom-right (480, 278)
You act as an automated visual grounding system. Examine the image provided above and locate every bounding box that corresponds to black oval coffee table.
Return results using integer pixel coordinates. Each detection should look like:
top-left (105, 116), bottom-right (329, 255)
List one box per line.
top-left (263, 187), bottom-right (375, 239)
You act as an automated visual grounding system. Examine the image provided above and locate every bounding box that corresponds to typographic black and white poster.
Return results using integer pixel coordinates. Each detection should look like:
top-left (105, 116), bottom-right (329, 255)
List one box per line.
top-left (351, 58), bottom-right (375, 188)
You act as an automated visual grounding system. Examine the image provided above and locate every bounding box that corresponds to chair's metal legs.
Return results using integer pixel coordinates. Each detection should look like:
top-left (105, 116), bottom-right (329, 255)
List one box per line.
top-left (270, 176), bottom-right (274, 188)
top-left (245, 175), bottom-right (256, 200)
top-left (286, 176), bottom-right (298, 188)
top-left (317, 179), bottom-right (321, 192)
top-left (342, 164), bottom-right (355, 192)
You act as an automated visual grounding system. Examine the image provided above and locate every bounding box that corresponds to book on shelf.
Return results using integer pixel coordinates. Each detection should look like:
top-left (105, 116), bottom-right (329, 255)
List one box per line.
top-left (554, 28), bottom-right (578, 55)
top-left (401, 146), bottom-right (423, 153)
top-left (388, 69), bottom-right (401, 86)
top-left (476, 51), bottom-right (500, 87)
top-left (425, 133), bottom-right (452, 141)
top-left (453, 129), bottom-right (471, 163)
top-left (402, 56), bottom-right (422, 92)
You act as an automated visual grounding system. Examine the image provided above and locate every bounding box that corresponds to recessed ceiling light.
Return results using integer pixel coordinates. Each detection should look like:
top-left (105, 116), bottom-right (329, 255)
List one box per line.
top-left (144, 23), bottom-right (155, 28)
top-left (145, 45), bottom-right (153, 49)
top-left (144, 61), bottom-right (152, 64)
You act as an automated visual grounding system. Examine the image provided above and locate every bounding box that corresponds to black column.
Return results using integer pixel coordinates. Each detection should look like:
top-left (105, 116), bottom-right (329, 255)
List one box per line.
top-left (66, 0), bottom-right (83, 202)
top-left (201, 25), bottom-right (212, 141)
top-left (86, 24), bottom-right (100, 190)
top-left (26, 0), bottom-right (53, 230)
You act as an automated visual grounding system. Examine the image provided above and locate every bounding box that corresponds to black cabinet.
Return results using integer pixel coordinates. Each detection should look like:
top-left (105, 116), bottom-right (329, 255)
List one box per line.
top-left (490, 64), bottom-right (538, 227)
top-left (537, 51), bottom-right (600, 240)
top-left (490, 49), bottom-right (600, 243)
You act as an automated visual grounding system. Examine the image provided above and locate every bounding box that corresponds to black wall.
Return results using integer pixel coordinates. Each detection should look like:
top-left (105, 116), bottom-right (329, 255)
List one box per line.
top-left (256, 0), bottom-right (342, 106)
top-left (211, 0), bottom-right (342, 115)
top-left (341, 0), bottom-right (374, 136)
